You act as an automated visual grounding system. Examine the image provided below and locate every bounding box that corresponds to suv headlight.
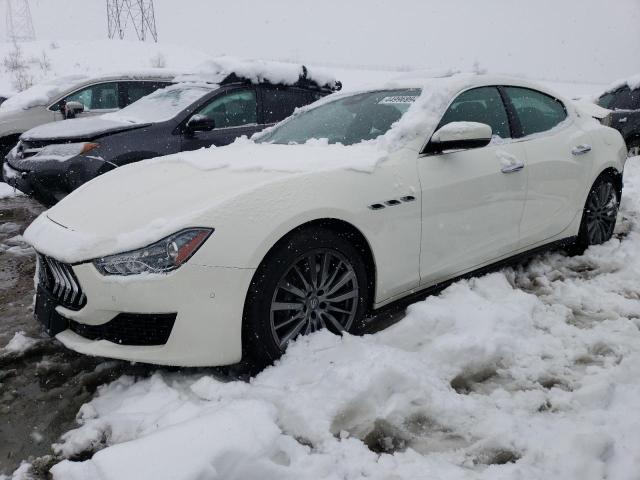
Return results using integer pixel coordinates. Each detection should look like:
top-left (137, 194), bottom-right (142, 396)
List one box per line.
top-left (36, 142), bottom-right (99, 158)
top-left (93, 228), bottom-right (213, 276)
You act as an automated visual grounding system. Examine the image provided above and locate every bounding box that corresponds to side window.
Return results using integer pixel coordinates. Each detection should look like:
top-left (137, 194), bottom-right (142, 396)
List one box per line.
top-left (121, 81), bottom-right (172, 107)
top-left (438, 87), bottom-right (510, 139)
top-left (197, 89), bottom-right (257, 128)
top-left (609, 87), bottom-right (640, 111)
top-left (59, 82), bottom-right (119, 111)
top-left (262, 88), bottom-right (315, 124)
top-left (597, 90), bottom-right (617, 109)
top-left (504, 87), bottom-right (567, 136)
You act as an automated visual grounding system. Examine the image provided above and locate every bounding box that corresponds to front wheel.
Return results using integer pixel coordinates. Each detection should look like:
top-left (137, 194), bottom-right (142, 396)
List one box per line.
top-left (628, 140), bottom-right (640, 159)
top-left (572, 174), bottom-right (620, 254)
top-left (243, 227), bottom-right (370, 368)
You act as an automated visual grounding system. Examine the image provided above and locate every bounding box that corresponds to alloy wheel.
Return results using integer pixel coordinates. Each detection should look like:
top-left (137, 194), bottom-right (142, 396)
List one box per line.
top-left (269, 249), bottom-right (359, 349)
top-left (585, 181), bottom-right (618, 245)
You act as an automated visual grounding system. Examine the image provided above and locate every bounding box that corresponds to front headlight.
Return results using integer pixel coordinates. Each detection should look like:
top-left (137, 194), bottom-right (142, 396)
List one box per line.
top-left (93, 228), bottom-right (213, 276)
top-left (36, 142), bottom-right (99, 158)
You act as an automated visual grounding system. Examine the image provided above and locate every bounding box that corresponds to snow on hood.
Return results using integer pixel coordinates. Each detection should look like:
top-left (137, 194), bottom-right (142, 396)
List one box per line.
top-left (21, 116), bottom-right (144, 141)
top-left (176, 56), bottom-right (339, 90)
top-left (23, 140), bottom-right (387, 262)
top-left (0, 74), bottom-right (90, 112)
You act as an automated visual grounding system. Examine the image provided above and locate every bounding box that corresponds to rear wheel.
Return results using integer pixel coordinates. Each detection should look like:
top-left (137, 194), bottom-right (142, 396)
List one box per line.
top-left (573, 174), bottom-right (620, 253)
top-left (243, 227), bottom-right (369, 368)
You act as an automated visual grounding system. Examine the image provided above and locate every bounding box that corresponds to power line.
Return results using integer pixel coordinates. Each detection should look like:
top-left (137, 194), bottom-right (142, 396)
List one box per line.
top-left (106, 0), bottom-right (158, 42)
top-left (5, 0), bottom-right (36, 42)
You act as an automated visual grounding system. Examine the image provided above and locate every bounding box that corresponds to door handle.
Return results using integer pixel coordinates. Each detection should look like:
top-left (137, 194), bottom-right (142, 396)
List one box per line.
top-left (501, 163), bottom-right (525, 174)
top-left (572, 144), bottom-right (592, 155)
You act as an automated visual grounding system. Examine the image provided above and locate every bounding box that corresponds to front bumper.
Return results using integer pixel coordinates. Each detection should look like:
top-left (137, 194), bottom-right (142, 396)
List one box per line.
top-left (36, 259), bottom-right (256, 366)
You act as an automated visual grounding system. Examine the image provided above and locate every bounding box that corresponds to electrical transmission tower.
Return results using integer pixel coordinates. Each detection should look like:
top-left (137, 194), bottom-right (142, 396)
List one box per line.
top-left (5, 0), bottom-right (36, 42)
top-left (107, 0), bottom-right (158, 42)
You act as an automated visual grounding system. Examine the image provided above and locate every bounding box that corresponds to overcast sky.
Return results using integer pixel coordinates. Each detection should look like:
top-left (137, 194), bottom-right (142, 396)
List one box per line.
top-left (4, 0), bottom-right (640, 84)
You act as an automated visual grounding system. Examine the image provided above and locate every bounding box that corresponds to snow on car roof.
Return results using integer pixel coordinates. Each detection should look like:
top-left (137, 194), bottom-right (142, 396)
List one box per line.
top-left (0, 69), bottom-right (178, 113)
top-left (602, 73), bottom-right (640, 94)
top-left (176, 56), bottom-right (341, 91)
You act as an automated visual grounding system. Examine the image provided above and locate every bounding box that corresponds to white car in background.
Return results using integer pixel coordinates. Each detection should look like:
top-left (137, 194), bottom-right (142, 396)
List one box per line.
top-left (0, 71), bottom-right (175, 159)
top-left (25, 73), bottom-right (627, 368)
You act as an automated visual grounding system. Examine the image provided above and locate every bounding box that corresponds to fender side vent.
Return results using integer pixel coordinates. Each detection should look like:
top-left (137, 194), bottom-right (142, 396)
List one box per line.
top-left (400, 196), bottom-right (416, 202)
top-left (369, 203), bottom-right (386, 210)
top-left (385, 199), bottom-right (401, 206)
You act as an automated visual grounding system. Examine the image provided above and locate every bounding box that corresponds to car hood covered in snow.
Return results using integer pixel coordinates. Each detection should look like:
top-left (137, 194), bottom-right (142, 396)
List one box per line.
top-left (24, 141), bottom-right (388, 262)
top-left (21, 116), bottom-right (150, 142)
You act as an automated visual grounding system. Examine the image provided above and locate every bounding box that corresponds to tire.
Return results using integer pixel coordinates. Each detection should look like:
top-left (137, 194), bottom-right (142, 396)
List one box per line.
top-left (572, 173), bottom-right (620, 254)
top-left (628, 139), bottom-right (640, 159)
top-left (243, 226), bottom-right (370, 368)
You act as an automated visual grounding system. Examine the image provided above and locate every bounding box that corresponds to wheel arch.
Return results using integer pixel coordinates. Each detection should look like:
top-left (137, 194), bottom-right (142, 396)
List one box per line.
top-left (596, 166), bottom-right (623, 198)
top-left (247, 217), bottom-right (378, 310)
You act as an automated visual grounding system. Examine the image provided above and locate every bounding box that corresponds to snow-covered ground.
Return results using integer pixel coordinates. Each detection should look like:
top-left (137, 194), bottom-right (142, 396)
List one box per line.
top-left (1, 155), bottom-right (636, 479)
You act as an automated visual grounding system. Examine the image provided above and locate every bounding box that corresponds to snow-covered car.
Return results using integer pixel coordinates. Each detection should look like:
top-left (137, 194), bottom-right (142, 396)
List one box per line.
top-left (3, 60), bottom-right (340, 206)
top-left (24, 73), bottom-right (627, 368)
top-left (595, 74), bottom-right (640, 157)
top-left (0, 71), bottom-right (175, 162)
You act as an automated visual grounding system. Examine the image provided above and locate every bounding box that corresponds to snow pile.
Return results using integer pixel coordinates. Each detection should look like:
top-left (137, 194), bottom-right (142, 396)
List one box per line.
top-left (2, 331), bottom-right (38, 354)
top-left (176, 56), bottom-right (339, 90)
top-left (38, 159), bottom-right (640, 479)
top-left (0, 182), bottom-right (24, 199)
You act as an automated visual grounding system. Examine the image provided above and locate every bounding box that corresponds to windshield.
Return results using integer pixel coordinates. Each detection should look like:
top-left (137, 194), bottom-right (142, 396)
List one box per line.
top-left (105, 84), bottom-right (213, 124)
top-left (257, 88), bottom-right (421, 145)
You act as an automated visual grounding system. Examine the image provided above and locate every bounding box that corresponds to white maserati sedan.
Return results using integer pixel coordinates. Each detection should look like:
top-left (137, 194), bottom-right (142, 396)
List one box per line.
top-left (24, 74), bottom-right (627, 368)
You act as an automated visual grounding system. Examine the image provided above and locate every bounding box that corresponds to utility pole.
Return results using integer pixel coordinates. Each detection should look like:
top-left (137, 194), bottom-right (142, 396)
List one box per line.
top-left (106, 0), bottom-right (158, 42)
top-left (5, 0), bottom-right (36, 42)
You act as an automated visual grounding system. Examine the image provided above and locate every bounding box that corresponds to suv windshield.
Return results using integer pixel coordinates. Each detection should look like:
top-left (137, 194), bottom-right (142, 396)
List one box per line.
top-left (257, 88), bottom-right (420, 145)
top-left (105, 84), bottom-right (213, 124)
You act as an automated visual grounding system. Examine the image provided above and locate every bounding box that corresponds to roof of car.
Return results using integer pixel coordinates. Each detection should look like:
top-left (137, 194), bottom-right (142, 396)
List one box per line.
top-left (175, 57), bottom-right (341, 92)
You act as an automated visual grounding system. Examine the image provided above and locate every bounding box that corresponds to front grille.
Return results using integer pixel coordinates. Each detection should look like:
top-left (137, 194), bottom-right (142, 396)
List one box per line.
top-left (37, 254), bottom-right (86, 310)
top-left (69, 313), bottom-right (176, 346)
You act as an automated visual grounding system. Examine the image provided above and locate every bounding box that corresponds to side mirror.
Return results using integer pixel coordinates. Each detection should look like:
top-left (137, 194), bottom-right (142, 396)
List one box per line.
top-left (186, 114), bottom-right (216, 133)
top-left (425, 121), bottom-right (492, 154)
top-left (63, 101), bottom-right (85, 119)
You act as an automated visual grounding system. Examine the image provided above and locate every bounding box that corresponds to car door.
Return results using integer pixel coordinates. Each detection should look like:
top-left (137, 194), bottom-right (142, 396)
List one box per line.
top-left (502, 86), bottom-right (590, 248)
top-left (417, 86), bottom-right (527, 285)
top-left (50, 82), bottom-right (121, 120)
top-left (180, 87), bottom-right (262, 151)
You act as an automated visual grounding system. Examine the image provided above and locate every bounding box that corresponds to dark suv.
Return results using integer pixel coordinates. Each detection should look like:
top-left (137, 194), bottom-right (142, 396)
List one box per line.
top-left (597, 83), bottom-right (640, 157)
top-left (4, 69), bottom-right (340, 206)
